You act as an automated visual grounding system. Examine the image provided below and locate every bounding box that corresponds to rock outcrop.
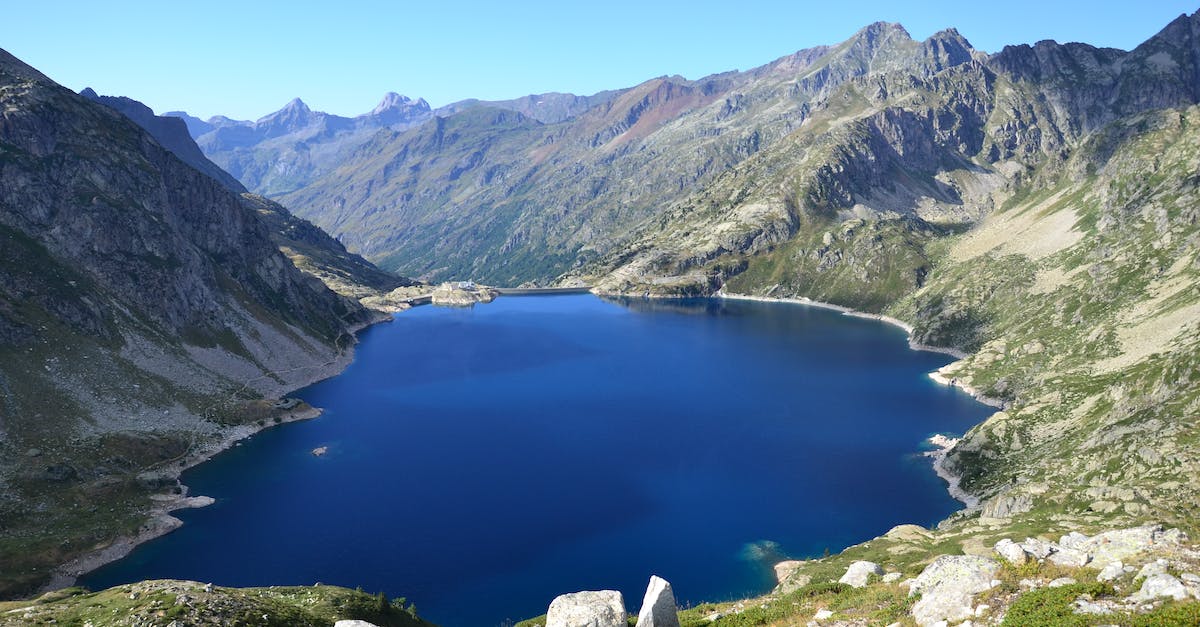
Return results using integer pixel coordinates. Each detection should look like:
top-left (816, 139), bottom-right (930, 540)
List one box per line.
top-left (908, 555), bottom-right (999, 626)
top-left (546, 590), bottom-right (626, 627)
top-left (635, 576), bottom-right (680, 627)
top-left (838, 561), bottom-right (884, 588)
top-left (991, 525), bottom-right (1187, 573)
top-left (0, 46), bottom-right (372, 596)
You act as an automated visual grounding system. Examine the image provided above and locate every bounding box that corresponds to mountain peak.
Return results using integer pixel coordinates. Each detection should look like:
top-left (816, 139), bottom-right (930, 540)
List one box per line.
top-left (365, 91), bottom-right (431, 125)
top-left (79, 86), bottom-right (99, 99)
top-left (372, 91), bottom-right (412, 114)
top-left (856, 21), bottom-right (912, 43)
top-left (919, 27), bottom-right (978, 70)
top-left (283, 97), bottom-right (310, 113)
top-left (255, 97), bottom-right (315, 129)
top-left (927, 27), bottom-right (972, 47)
top-left (1135, 9), bottom-right (1200, 53)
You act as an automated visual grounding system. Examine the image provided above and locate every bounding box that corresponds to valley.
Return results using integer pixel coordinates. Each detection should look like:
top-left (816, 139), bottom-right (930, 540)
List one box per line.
top-left (2, 6), bottom-right (1200, 625)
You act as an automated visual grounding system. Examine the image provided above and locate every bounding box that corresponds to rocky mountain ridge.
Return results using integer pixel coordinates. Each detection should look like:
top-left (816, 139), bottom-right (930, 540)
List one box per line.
top-left (165, 87), bottom-right (631, 198)
top-left (271, 22), bottom-right (992, 285)
top-left (0, 46), bottom-right (382, 597)
top-left (81, 87), bottom-right (418, 308)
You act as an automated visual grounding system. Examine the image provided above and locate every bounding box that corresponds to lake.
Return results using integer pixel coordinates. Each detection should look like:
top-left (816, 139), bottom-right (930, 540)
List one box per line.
top-left (81, 295), bottom-right (993, 625)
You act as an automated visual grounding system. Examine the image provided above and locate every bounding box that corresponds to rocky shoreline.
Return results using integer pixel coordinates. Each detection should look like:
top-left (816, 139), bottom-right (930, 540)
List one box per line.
top-left (40, 314), bottom-right (394, 594)
top-left (925, 434), bottom-right (980, 509)
top-left (712, 291), bottom-right (967, 358)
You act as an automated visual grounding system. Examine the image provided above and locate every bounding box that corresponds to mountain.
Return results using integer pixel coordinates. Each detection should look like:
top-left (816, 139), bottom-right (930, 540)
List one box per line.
top-left (574, 10), bottom-right (1200, 537)
top-left (244, 193), bottom-right (417, 299)
top-left (0, 47), bottom-right (374, 596)
top-left (169, 89), bottom-right (628, 199)
top-left (276, 23), bottom-right (993, 285)
top-left (79, 89), bottom-right (414, 303)
top-left (167, 94), bottom-right (433, 195)
top-left (79, 87), bottom-right (247, 192)
top-left (434, 89), bottom-right (626, 124)
top-left (268, 8), bottom-right (1200, 561)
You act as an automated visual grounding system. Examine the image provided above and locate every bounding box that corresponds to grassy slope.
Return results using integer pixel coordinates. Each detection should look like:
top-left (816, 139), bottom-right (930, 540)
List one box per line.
top-left (891, 106), bottom-right (1200, 534)
top-left (0, 581), bottom-right (433, 627)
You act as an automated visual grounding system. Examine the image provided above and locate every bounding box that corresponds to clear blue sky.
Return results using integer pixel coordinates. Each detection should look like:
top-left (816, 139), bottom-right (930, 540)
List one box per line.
top-left (3, 1), bottom-right (1196, 120)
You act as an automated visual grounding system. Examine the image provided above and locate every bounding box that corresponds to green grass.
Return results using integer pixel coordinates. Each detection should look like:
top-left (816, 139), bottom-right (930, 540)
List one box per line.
top-left (0, 582), bottom-right (433, 627)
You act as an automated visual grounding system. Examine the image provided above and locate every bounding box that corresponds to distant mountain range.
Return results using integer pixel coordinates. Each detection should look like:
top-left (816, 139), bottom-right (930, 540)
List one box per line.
top-left (164, 89), bottom-right (625, 197)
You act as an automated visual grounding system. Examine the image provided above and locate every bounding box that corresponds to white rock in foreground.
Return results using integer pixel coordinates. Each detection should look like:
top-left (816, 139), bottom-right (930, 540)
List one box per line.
top-left (1048, 547), bottom-right (1090, 567)
top-left (1097, 561), bottom-right (1125, 582)
top-left (1130, 573), bottom-right (1190, 602)
top-left (547, 590), bottom-right (626, 627)
top-left (839, 561), bottom-right (884, 588)
top-left (993, 539), bottom-right (1026, 565)
top-left (636, 576), bottom-right (680, 627)
top-left (334, 621), bottom-right (381, 627)
top-left (908, 555), bottom-right (999, 626)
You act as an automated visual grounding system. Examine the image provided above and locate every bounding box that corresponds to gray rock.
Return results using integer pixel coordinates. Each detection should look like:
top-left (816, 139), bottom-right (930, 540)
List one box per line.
top-left (1072, 599), bottom-right (1113, 615)
top-left (1130, 573), bottom-right (1190, 602)
top-left (1058, 531), bottom-right (1091, 551)
top-left (839, 561), bottom-right (884, 588)
top-left (1048, 577), bottom-right (1077, 587)
top-left (1097, 561), bottom-right (1125, 582)
top-left (1074, 525), bottom-right (1178, 566)
top-left (909, 555), bottom-right (1000, 626)
top-left (981, 493), bottom-right (1032, 518)
top-left (813, 608), bottom-right (834, 620)
top-left (1019, 537), bottom-right (1055, 559)
top-left (994, 539), bottom-right (1026, 564)
top-left (635, 576), bottom-right (679, 627)
top-left (1048, 547), bottom-right (1090, 568)
top-left (882, 572), bottom-right (902, 583)
top-left (1137, 559), bottom-right (1169, 580)
top-left (547, 590), bottom-right (626, 627)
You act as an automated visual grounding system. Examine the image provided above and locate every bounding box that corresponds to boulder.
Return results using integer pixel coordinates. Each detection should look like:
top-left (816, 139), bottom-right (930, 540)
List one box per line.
top-left (1048, 577), bottom-right (1077, 588)
top-left (1130, 573), bottom-right (1190, 602)
top-left (980, 492), bottom-right (1032, 518)
top-left (547, 590), bottom-right (626, 627)
top-left (1047, 547), bottom-right (1090, 567)
top-left (882, 572), bottom-right (902, 583)
top-left (1072, 599), bottom-right (1113, 615)
top-left (635, 576), bottom-right (679, 627)
top-left (839, 561), bottom-right (884, 588)
top-left (1137, 559), bottom-right (1169, 580)
top-left (1058, 531), bottom-right (1091, 551)
top-left (1096, 561), bottom-right (1125, 582)
top-left (773, 560), bottom-right (804, 584)
top-left (993, 539), bottom-right (1026, 565)
top-left (1018, 537), bottom-right (1055, 559)
top-left (908, 555), bottom-right (1000, 626)
top-left (1087, 525), bottom-right (1179, 565)
top-left (334, 621), bottom-right (381, 627)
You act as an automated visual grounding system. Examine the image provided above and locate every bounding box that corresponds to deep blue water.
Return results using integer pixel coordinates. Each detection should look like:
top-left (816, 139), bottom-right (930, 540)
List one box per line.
top-left (82, 295), bottom-right (991, 626)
